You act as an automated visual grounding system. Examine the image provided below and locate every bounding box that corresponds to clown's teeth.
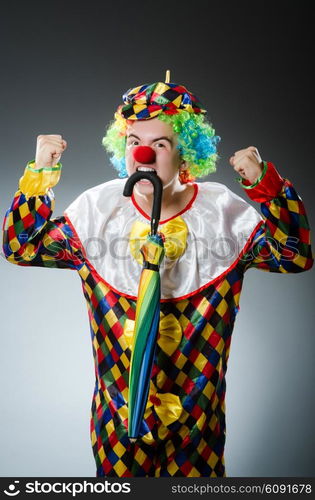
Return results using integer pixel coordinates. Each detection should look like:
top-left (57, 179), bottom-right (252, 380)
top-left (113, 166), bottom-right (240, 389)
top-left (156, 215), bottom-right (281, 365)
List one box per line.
top-left (137, 167), bottom-right (155, 172)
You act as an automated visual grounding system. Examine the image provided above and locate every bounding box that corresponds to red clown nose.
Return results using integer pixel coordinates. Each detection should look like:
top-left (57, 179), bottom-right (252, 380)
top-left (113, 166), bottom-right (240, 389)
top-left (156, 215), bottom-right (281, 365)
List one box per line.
top-left (133, 146), bottom-right (156, 164)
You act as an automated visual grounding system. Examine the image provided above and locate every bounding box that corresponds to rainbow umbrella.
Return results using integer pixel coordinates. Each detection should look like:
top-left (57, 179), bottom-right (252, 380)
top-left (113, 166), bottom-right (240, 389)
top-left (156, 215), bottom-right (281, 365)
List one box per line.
top-left (123, 170), bottom-right (164, 439)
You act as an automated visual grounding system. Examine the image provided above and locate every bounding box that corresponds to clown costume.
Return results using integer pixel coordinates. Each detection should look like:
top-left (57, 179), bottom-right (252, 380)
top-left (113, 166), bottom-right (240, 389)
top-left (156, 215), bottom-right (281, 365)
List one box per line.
top-left (2, 79), bottom-right (313, 477)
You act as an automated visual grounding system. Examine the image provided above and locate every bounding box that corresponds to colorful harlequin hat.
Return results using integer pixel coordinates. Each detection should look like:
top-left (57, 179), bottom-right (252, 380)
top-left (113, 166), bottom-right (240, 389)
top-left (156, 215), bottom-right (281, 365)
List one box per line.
top-left (116, 70), bottom-right (207, 120)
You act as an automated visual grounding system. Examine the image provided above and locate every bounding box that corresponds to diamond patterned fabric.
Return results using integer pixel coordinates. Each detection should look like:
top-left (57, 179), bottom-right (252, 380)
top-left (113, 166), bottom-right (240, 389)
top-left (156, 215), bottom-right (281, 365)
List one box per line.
top-left (2, 164), bottom-right (313, 477)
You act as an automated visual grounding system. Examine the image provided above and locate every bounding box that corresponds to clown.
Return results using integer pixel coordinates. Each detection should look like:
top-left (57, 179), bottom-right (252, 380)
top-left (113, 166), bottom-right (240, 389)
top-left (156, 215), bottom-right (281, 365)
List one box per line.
top-left (2, 75), bottom-right (314, 477)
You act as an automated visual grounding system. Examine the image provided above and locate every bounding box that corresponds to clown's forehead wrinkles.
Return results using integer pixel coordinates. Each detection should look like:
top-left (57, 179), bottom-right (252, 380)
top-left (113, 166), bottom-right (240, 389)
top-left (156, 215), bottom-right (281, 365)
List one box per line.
top-left (127, 133), bottom-right (174, 145)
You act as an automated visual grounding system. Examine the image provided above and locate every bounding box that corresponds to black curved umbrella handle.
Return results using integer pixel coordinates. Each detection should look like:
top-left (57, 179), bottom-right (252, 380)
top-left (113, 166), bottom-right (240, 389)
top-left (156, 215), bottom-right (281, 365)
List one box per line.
top-left (123, 171), bottom-right (163, 235)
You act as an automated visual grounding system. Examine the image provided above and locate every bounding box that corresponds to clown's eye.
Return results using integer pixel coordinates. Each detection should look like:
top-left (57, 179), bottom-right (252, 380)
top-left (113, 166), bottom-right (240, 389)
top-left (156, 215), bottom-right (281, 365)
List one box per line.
top-left (155, 142), bottom-right (166, 148)
top-left (128, 139), bottom-right (139, 146)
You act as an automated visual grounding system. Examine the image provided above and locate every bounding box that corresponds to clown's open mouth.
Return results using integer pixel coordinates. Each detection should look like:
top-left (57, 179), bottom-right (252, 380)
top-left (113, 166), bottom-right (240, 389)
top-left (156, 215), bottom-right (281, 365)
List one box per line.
top-left (136, 167), bottom-right (157, 172)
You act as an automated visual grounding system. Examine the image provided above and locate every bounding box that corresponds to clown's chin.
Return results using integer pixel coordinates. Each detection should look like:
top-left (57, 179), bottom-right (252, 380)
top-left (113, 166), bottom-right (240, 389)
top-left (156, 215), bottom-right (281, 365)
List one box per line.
top-left (133, 180), bottom-right (155, 197)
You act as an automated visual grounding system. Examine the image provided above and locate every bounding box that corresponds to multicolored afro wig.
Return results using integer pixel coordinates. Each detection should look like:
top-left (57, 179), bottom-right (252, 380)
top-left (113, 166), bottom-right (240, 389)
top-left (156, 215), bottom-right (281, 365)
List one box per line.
top-left (102, 78), bottom-right (220, 183)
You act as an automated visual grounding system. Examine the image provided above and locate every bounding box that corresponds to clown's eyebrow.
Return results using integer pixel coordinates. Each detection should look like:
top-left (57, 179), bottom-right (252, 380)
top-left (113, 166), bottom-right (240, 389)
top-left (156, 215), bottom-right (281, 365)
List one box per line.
top-left (126, 134), bottom-right (141, 141)
top-left (152, 136), bottom-right (173, 145)
top-left (127, 133), bottom-right (173, 145)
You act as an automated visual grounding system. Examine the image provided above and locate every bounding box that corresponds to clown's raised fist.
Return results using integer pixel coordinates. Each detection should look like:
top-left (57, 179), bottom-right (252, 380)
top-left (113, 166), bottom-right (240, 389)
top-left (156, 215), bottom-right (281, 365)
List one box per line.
top-left (229, 146), bottom-right (263, 184)
top-left (35, 134), bottom-right (67, 169)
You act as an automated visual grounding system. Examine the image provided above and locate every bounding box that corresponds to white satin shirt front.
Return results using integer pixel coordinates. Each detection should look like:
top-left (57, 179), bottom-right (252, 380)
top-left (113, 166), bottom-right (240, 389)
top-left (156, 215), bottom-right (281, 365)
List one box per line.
top-left (64, 178), bottom-right (262, 300)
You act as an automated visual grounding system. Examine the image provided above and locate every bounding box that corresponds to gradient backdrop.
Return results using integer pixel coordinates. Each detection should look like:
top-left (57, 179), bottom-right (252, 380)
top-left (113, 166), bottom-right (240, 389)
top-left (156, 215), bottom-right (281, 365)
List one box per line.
top-left (0, 1), bottom-right (314, 477)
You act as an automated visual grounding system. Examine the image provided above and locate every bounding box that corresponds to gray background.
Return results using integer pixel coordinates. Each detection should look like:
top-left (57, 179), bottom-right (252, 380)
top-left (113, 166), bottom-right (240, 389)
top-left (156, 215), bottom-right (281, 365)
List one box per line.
top-left (0, 1), bottom-right (314, 477)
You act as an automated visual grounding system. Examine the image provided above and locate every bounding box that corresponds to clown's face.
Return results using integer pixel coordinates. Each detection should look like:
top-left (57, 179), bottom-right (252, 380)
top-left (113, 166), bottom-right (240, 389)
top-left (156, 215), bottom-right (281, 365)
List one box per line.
top-left (125, 117), bottom-right (184, 193)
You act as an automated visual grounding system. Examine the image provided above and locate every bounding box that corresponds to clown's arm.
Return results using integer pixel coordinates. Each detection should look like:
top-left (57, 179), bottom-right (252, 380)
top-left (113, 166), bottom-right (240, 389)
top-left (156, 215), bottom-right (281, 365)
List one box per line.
top-left (2, 161), bottom-right (81, 269)
top-left (236, 159), bottom-right (314, 273)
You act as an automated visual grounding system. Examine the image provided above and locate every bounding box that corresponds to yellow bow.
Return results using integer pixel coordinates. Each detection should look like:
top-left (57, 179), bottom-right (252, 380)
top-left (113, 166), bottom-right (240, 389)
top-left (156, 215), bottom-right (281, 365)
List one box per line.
top-left (146, 381), bottom-right (183, 430)
top-left (123, 316), bottom-right (183, 433)
top-left (118, 381), bottom-right (183, 442)
top-left (123, 313), bottom-right (182, 356)
top-left (129, 216), bottom-right (188, 265)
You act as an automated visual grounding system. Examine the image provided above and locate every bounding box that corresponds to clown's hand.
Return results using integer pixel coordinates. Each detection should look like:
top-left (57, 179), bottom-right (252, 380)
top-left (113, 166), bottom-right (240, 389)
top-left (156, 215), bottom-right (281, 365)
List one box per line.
top-left (35, 134), bottom-right (67, 169)
top-left (229, 146), bottom-right (263, 184)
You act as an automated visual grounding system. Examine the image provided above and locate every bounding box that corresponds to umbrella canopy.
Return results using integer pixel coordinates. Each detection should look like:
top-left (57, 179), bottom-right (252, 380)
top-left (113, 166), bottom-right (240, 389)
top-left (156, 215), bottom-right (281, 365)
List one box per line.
top-left (123, 171), bottom-right (164, 439)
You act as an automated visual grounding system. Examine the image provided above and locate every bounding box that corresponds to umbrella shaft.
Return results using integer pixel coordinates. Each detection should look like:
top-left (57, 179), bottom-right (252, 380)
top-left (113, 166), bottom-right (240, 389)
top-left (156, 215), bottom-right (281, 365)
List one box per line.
top-left (143, 262), bottom-right (159, 271)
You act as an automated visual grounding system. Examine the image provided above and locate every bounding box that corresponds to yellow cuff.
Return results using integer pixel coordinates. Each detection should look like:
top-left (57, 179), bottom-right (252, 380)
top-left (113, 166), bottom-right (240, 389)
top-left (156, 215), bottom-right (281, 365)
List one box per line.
top-left (18, 160), bottom-right (62, 198)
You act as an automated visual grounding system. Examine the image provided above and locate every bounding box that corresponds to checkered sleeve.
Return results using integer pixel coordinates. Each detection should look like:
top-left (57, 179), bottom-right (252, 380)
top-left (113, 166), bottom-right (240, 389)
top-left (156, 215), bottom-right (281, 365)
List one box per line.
top-left (239, 161), bottom-right (314, 273)
top-left (2, 161), bottom-right (81, 269)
